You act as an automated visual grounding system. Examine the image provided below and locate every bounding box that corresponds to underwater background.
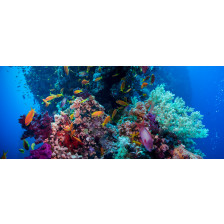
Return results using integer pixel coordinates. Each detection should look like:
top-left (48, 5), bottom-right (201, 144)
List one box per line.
top-left (0, 66), bottom-right (223, 159)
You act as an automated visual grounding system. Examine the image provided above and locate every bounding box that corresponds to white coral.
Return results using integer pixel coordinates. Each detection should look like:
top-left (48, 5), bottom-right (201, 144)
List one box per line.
top-left (149, 85), bottom-right (209, 139)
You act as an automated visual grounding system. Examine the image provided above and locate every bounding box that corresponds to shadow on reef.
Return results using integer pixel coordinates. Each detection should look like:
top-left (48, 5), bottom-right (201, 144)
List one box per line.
top-left (20, 66), bottom-right (192, 115)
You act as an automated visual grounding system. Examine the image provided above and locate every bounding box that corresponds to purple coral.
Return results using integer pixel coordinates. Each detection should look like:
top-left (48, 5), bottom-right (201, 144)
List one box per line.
top-left (19, 111), bottom-right (53, 144)
top-left (25, 143), bottom-right (52, 159)
top-left (146, 113), bottom-right (159, 133)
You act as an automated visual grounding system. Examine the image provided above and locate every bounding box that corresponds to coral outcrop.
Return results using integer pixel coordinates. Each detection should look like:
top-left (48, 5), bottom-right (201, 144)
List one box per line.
top-left (19, 111), bottom-right (53, 144)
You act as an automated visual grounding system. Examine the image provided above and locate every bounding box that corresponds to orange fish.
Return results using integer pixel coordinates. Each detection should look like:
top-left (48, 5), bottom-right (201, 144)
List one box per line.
top-left (116, 100), bottom-right (129, 107)
top-left (100, 147), bottom-right (104, 156)
top-left (1, 151), bottom-right (8, 159)
top-left (74, 90), bottom-right (83, 94)
top-left (64, 66), bottom-right (69, 75)
top-left (102, 116), bottom-right (111, 127)
top-left (141, 82), bottom-right (148, 89)
top-left (82, 79), bottom-right (90, 85)
top-left (112, 109), bottom-right (117, 119)
top-left (72, 136), bottom-right (82, 143)
top-left (45, 95), bottom-right (57, 101)
top-left (64, 123), bottom-right (73, 132)
top-left (43, 99), bottom-right (50, 107)
top-left (56, 94), bottom-right (63, 98)
top-left (25, 108), bottom-right (35, 126)
top-left (94, 77), bottom-right (102, 82)
top-left (70, 129), bottom-right (76, 138)
top-left (92, 111), bottom-right (104, 117)
top-left (120, 81), bottom-right (125, 92)
top-left (133, 140), bottom-right (142, 146)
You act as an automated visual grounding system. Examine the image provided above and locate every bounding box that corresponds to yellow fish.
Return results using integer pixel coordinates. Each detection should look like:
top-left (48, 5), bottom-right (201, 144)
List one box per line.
top-left (133, 140), bottom-right (142, 146)
top-left (94, 77), bottom-right (102, 82)
top-left (74, 90), bottom-right (83, 94)
top-left (125, 88), bottom-right (132, 93)
top-left (102, 116), bottom-right (111, 127)
top-left (92, 111), bottom-right (104, 117)
top-left (70, 113), bottom-right (74, 120)
top-left (80, 98), bottom-right (89, 103)
top-left (116, 100), bottom-right (129, 107)
top-left (112, 109), bottom-right (117, 119)
top-left (56, 94), bottom-right (63, 98)
top-left (120, 81), bottom-right (125, 92)
top-left (112, 73), bottom-right (119, 77)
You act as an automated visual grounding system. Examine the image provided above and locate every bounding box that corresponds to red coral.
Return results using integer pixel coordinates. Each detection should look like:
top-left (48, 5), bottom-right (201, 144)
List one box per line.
top-left (63, 134), bottom-right (82, 151)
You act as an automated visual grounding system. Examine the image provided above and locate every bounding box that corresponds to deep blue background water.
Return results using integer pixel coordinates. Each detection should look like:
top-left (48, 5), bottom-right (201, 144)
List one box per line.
top-left (0, 66), bottom-right (223, 159)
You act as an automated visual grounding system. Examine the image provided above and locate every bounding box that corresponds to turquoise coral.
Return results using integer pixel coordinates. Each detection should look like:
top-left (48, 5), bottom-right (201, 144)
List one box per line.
top-left (149, 84), bottom-right (209, 140)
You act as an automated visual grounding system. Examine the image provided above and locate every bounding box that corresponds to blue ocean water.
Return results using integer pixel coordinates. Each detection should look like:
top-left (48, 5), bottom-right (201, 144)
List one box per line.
top-left (0, 66), bottom-right (223, 159)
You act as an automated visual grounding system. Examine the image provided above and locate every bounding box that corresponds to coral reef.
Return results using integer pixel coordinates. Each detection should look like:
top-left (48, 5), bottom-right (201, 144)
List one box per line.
top-left (18, 67), bottom-right (208, 159)
top-left (19, 111), bottom-right (53, 144)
